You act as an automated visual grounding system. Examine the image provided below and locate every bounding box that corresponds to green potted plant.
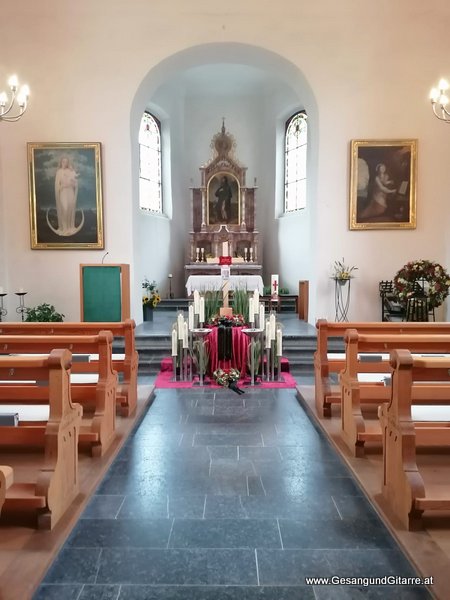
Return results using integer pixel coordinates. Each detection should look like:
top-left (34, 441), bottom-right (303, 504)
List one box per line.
top-left (25, 303), bottom-right (64, 322)
top-left (142, 278), bottom-right (161, 321)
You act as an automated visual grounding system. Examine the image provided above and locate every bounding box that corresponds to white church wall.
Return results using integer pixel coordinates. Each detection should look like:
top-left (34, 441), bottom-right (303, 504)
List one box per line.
top-left (1, 1), bottom-right (450, 322)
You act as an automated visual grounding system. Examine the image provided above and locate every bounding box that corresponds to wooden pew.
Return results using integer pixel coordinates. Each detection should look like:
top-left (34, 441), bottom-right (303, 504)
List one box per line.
top-left (0, 465), bottom-right (14, 516)
top-left (380, 350), bottom-right (450, 530)
top-left (0, 332), bottom-right (117, 457)
top-left (0, 319), bottom-right (138, 416)
top-left (340, 329), bottom-right (450, 456)
top-left (314, 319), bottom-right (450, 417)
top-left (0, 350), bottom-right (82, 529)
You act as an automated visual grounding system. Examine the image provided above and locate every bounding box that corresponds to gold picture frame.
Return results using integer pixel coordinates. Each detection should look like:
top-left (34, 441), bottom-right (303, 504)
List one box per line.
top-left (349, 139), bottom-right (417, 230)
top-left (28, 142), bottom-right (104, 249)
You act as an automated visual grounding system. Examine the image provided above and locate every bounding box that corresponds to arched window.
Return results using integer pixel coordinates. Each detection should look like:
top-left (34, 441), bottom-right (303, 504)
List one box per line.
top-left (284, 111), bottom-right (307, 213)
top-left (139, 112), bottom-right (162, 213)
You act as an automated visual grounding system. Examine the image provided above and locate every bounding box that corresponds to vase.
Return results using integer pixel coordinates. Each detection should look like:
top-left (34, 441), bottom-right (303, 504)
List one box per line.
top-left (143, 304), bottom-right (154, 322)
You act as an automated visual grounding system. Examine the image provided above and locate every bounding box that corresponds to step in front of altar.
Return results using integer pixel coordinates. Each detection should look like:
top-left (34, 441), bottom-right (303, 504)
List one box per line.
top-left (159, 356), bottom-right (290, 373)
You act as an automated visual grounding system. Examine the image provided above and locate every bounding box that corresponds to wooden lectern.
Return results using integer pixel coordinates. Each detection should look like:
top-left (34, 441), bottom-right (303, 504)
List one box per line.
top-left (80, 264), bottom-right (130, 321)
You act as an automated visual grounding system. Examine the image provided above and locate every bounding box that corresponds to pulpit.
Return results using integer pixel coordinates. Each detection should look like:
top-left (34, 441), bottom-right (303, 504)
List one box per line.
top-left (185, 121), bottom-right (262, 290)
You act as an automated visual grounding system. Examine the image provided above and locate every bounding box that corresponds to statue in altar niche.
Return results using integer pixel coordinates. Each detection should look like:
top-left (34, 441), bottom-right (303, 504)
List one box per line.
top-left (208, 173), bottom-right (240, 225)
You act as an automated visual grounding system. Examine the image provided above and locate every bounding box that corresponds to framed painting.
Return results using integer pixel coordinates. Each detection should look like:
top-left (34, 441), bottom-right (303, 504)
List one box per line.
top-left (207, 172), bottom-right (240, 225)
top-left (28, 142), bottom-right (104, 249)
top-left (349, 139), bottom-right (417, 230)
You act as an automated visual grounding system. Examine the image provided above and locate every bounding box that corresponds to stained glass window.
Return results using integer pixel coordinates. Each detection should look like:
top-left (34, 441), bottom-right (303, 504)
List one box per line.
top-left (284, 111), bottom-right (307, 213)
top-left (139, 112), bottom-right (162, 213)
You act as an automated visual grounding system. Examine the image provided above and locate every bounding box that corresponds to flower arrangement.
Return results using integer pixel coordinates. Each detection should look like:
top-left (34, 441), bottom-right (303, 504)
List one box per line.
top-left (332, 258), bottom-right (358, 280)
top-left (142, 278), bottom-right (161, 308)
top-left (209, 314), bottom-right (246, 327)
top-left (213, 367), bottom-right (244, 394)
top-left (393, 259), bottom-right (450, 308)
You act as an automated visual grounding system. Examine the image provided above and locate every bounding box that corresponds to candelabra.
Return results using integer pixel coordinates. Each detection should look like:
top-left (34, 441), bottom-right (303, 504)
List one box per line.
top-left (0, 292), bottom-right (7, 321)
top-left (430, 78), bottom-right (450, 123)
top-left (15, 291), bottom-right (27, 321)
top-left (0, 75), bottom-right (30, 123)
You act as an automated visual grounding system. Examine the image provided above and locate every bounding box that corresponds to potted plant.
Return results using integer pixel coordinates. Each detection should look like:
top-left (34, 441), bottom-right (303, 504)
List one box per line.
top-left (25, 303), bottom-right (64, 322)
top-left (142, 278), bottom-right (161, 321)
top-left (332, 258), bottom-right (358, 284)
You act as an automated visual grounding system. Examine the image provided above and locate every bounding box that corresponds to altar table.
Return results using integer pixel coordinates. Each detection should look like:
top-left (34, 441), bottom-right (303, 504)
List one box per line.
top-left (186, 275), bottom-right (264, 296)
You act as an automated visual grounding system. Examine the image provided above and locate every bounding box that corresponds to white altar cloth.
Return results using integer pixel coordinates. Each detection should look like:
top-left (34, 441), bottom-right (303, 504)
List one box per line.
top-left (186, 275), bottom-right (264, 296)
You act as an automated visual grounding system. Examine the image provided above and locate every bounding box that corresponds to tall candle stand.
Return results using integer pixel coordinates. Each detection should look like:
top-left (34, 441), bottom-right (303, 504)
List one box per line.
top-left (0, 293), bottom-right (7, 322)
top-left (15, 292), bottom-right (27, 322)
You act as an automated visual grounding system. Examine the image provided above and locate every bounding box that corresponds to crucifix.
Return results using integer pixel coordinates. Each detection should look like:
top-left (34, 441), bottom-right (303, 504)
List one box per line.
top-left (271, 274), bottom-right (279, 297)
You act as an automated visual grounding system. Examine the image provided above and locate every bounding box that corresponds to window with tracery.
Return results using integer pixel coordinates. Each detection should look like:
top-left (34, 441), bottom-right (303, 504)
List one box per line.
top-left (139, 112), bottom-right (162, 213)
top-left (284, 111), bottom-right (307, 213)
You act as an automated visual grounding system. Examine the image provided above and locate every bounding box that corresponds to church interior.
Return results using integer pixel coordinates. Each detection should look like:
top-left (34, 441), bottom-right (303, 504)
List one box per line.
top-left (1, 1), bottom-right (450, 599)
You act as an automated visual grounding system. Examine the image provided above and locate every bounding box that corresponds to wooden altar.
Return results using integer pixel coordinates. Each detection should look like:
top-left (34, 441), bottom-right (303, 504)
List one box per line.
top-left (186, 121), bottom-right (262, 284)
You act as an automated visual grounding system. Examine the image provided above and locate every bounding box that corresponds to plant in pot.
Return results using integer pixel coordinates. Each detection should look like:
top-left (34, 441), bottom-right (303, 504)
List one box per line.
top-left (25, 303), bottom-right (65, 322)
top-left (142, 278), bottom-right (161, 321)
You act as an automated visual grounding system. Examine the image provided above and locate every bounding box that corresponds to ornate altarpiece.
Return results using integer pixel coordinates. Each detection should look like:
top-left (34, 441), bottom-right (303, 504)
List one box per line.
top-left (185, 122), bottom-right (261, 278)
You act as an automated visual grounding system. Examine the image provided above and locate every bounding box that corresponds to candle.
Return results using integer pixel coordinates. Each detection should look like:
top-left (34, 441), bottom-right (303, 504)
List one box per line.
top-left (253, 289), bottom-right (259, 313)
top-left (188, 304), bottom-right (194, 330)
top-left (177, 313), bottom-right (184, 340)
top-left (171, 328), bottom-right (178, 356)
top-left (183, 322), bottom-right (188, 349)
top-left (0, 287), bottom-right (3, 294)
top-left (168, 273), bottom-right (173, 278)
top-left (276, 328), bottom-right (283, 356)
top-left (193, 290), bottom-right (200, 314)
top-left (19, 287), bottom-right (24, 293)
top-left (265, 320), bottom-right (271, 349)
top-left (259, 303), bottom-right (265, 327)
top-left (270, 313), bottom-right (276, 340)
top-left (248, 297), bottom-right (254, 324)
top-left (222, 241), bottom-right (229, 256)
top-left (199, 296), bottom-right (205, 324)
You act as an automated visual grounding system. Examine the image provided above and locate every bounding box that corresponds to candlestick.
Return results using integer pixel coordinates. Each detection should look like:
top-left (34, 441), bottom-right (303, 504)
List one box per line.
top-left (276, 328), bottom-right (283, 356)
top-left (193, 290), bottom-right (200, 314)
top-left (265, 320), bottom-right (271, 349)
top-left (183, 322), bottom-right (188, 349)
top-left (0, 292), bottom-right (7, 322)
top-left (199, 296), bottom-right (205, 324)
top-left (259, 303), bottom-right (265, 329)
top-left (253, 289), bottom-right (259, 313)
top-left (269, 313), bottom-right (276, 340)
top-left (177, 313), bottom-right (184, 340)
top-left (15, 291), bottom-right (27, 322)
top-left (188, 304), bottom-right (194, 330)
top-left (171, 328), bottom-right (178, 356)
top-left (195, 247), bottom-right (200, 263)
top-left (248, 297), bottom-right (254, 324)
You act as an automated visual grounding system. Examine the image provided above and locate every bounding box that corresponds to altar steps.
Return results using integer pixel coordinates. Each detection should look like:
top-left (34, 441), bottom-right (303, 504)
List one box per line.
top-left (114, 311), bottom-right (318, 376)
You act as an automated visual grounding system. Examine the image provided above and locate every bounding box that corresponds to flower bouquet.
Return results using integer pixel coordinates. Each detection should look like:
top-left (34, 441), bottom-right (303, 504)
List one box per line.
top-left (209, 314), bottom-right (246, 327)
top-left (142, 278), bottom-right (161, 308)
top-left (213, 367), bottom-right (244, 394)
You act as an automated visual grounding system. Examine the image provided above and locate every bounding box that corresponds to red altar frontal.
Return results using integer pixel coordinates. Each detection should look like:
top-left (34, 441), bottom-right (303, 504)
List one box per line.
top-left (205, 326), bottom-right (251, 377)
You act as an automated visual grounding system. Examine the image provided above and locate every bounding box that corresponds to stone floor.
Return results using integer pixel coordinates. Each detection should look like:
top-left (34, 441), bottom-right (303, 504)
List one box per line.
top-left (33, 384), bottom-right (431, 599)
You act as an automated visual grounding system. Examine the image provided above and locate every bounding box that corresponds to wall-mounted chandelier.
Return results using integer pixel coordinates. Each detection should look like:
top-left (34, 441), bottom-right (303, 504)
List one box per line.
top-left (430, 78), bottom-right (450, 123)
top-left (0, 75), bottom-right (30, 122)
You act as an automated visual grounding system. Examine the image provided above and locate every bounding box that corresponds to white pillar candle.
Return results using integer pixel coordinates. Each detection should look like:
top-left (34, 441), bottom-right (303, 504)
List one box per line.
top-left (199, 297), bottom-right (205, 323)
top-left (177, 313), bottom-right (184, 340)
top-left (259, 303), bottom-right (265, 327)
top-left (222, 241), bottom-right (229, 256)
top-left (188, 304), bottom-right (194, 330)
top-left (0, 287), bottom-right (3, 294)
top-left (276, 328), bottom-right (283, 356)
top-left (19, 287), bottom-right (24, 293)
top-left (171, 329), bottom-right (178, 356)
top-left (193, 290), bottom-right (200, 314)
top-left (253, 289), bottom-right (259, 313)
top-left (183, 322), bottom-right (189, 349)
top-left (248, 297), bottom-right (254, 324)
top-left (270, 313), bottom-right (276, 340)
top-left (265, 320), bottom-right (271, 349)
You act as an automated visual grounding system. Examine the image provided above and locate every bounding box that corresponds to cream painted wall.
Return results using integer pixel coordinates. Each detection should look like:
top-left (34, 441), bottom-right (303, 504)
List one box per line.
top-left (1, 0), bottom-right (450, 322)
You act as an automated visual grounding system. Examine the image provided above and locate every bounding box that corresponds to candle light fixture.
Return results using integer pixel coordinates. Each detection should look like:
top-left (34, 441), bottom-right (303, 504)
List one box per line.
top-left (0, 290), bottom-right (7, 321)
top-left (15, 290), bottom-right (27, 321)
top-left (0, 74), bottom-right (30, 122)
top-left (430, 78), bottom-right (450, 123)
